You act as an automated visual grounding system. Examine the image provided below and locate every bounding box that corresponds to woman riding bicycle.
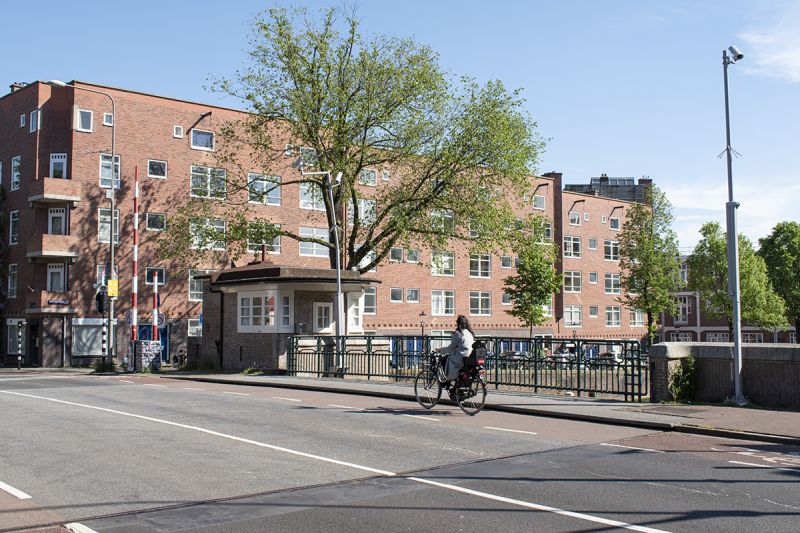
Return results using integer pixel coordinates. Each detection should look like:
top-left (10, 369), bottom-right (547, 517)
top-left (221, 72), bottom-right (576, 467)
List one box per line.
top-left (434, 315), bottom-right (475, 386)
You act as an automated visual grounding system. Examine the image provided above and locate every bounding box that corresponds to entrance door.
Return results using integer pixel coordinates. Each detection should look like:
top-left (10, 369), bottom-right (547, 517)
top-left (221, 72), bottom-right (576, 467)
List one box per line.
top-left (137, 325), bottom-right (170, 363)
top-left (27, 324), bottom-right (40, 367)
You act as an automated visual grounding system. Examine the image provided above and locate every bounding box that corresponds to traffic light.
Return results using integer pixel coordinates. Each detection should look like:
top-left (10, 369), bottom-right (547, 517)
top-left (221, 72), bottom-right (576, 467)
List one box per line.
top-left (96, 287), bottom-right (108, 314)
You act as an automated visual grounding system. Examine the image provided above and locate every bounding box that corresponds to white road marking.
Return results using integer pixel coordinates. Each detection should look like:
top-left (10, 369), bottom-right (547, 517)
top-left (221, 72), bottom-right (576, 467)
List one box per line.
top-left (599, 443), bottom-right (664, 453)
top-left (728, 460), bottom-right (800, 473)
top-left (328, 404), bottom-right (363, 410)
top-left (143, 384), bottom-right (167, 388)
top-left (484, 426), bottom-right (538, 436)
top-left (408, 476), bottom-right (671, 533)
top-left (272, 396), bottom-right (301, 402)
top-left (0, 389), bottom-right (393, 476)
top-left (66, 523), bottom-right (100, 533)
top-left (0, 480), bottom-right (31, 499)
top-left (223, 392), bottom-right (250, 396)
top-left (119, 380), bottom-right (135, 384)
top-left (183, 387), bottom-right (205, 391)
top-left (402, 414), bottom-right (439, 421)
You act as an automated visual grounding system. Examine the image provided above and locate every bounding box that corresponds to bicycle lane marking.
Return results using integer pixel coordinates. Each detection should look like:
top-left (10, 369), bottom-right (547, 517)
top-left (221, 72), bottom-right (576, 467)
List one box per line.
top-left (0, 480), bottom-right (31, 499)
top-left (0, 389), bottom-right (671, 533)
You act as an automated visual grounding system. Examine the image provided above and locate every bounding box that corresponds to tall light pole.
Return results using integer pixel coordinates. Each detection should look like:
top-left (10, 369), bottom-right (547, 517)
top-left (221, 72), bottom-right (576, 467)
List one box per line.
top-left (721, 46), bottom-right (746, 404)
top-left (49, 80), bottom-right (117, 363)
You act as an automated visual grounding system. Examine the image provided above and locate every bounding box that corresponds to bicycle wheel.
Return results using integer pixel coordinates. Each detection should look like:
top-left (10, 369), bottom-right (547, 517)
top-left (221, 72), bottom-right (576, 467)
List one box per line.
top-left (414, 370), bottom-right (441, 409)
top-left (457, 375), bottom-right (487, 416)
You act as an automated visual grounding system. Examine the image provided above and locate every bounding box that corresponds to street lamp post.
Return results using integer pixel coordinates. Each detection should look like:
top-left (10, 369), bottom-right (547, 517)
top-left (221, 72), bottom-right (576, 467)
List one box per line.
top-left (721, 46), bottom-right (746, 404)
top-left (48, 81), bottom-right (117, 365)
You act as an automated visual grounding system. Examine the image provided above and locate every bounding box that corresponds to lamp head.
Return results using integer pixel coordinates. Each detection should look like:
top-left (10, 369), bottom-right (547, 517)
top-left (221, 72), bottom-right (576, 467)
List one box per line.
top-left (728, 45), bottom-right (744, 62)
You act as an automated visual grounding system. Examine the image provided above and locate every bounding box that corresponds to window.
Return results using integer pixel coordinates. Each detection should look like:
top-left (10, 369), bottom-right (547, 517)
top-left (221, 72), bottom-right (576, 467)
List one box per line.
top-left (188, 319), bottom-right (202, 337)
top-left (98, 208), bottom-right (120, 243)
top-left (281, 295), bottom-right (292, 328)
top-left (676, 296), bottom-right (691, 324)
top-left (248, 228), bottom-right (281, 255)
top-left (469, 254), bottom-right (491, 278)
top-left (102, 113), bottom-right (113, 126)
top-left (299, 227), bottom-right (329, 257)
top-left (312, 301), bottom-right (332, 333)
top-left (299, 182), bottom-right (325, 210)
top-left (431, 251), bottom-right (455, 276)
top-left (248, 173), bottom-right (281, 205)
top-left (173, 125), bottom-right (183, 138)
top-left (389, 248), bottom-right (403, 262)
top-left (239, 292), bottom-right (277, 331)
top-left (431, 209), bottom-right (455, 233)
top-left (299, 146), bottom-right (319, 168)
top-left (382, 170), bottom-right (390, 182)
top-left (743, 332), bottom-right (764, 343)
top-left (602, 215), bottom-right (607, 224)
top-left (604, 273), bottom-right (621, 294)
top-left (357, 244), bottom-right (377, 272)
top-left (190, 218), bottom-right (225, 250)
top-left (347, 294), bottom-right (361, 330)
top-left (563, 236), bottom-right (581, 258)
top-left (543, 222), bottom-right (553, 241)
top-left (20, 114), bottom-right (25, 128)
top-left (630, 309), bottom-right (645, 327)
top-left (588, 238), bottom-right (597, 250)
top-left (533, 195), bottom-right (545, 210)
top-left (390, 288), bottom-right (403, 302)
top-left (605, 306), bottom-right (621, 327)
top-left (406, 249), bottom-right (420, 263)
top-left (359, 169), bottom-right (377, 186)
top-left (99, 153), bottom-right (120, 189)
top-left (501, 256), bottom-right (513, 268)
top-left (7, 264), bottom-right (17, 299)
top-left (145, 267), bottom-right (167, 285)
top-left (48, 208), bottom-right (66, 235)
top-left (604, 240), bottom-right (620, 261)
top-left (190, 165), bottom-right (226, 199)
top-left (363, 288), bottom-right (377, 314)
top-left (610, 217), bottom-right (620, 231)
top-left (406, 288), bottom-right (420, 303)
top-left (706, 332), bottom-right (729, 342)
top-left (469, 291), bottom-right (491, 316)
top-left (190, 128), bottom-right (214, 150)
top-left (189, 269), bottom-right (213, 301)
top-left (584, 212), bottom-right (589, 222)
top-left (350, 199), bottom-right (376, 225)
top-left (589, 272), bottom-right (598, 284)
top-left (431, 290), bottom-right (455, 316)
top-left (589, 305), bottom-right (599, 318)
top-left (670, 332), bottom-right (692, 342)
top-left (29, 109), bottom-right (39, 133)
top-left (564, 305), bottom-right (582, 326)
top-left (9, 210), bottom-right (19, 244)
top-left (564, 271), bottom-right (582, 293)
top-left (542, 299), bottom-right (553, 317)
top-left (569, 211), bottom-right (581, 226)
top-left (680, 262), bottom-right (689, 285)
top-left (501, 292), bottom-right (512, 305)
top-left (47, 263), bottom-right (66, 292)
top-left (96, 264), bottom-right (118, 286)
top-left (50, 153), bottom-right (67, 179)
top-left (790, 332), bottom-right (797, 344)
top-left (11, 156), bottom-right (21, 190)
top-left (142, 212), bottom-right (166, 232)
top-left (77, 109), bottom-right (93, 132)
top-left (148, 160), bottom-right (168, 179)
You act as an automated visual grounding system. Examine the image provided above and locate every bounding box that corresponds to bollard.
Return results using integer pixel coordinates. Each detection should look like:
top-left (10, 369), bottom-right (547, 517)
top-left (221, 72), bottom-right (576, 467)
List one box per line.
top-left (101, 318), bottom-right (108, 368)
top-left (16, 320), bottom-right (24, 370)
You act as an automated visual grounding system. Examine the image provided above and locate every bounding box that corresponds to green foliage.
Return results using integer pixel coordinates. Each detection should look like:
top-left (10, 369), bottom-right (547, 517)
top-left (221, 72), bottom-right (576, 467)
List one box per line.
top-left (669, 355), bottom-right (697, 403)
top-left (758, 221), bottom-right (800, 334)
top-left (159, 6), bottom-right (545, 271)
top-left (687, 222), bottom-right (787, 335)
top-left (503, 219), bottom-right (561, 331)
top-left (617, 185), bottom-right (682, 343)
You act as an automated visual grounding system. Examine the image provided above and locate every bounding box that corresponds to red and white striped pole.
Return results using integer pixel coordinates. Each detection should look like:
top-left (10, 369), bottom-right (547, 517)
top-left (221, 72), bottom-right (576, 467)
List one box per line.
top-left (153, 271), bottom-right (159, 343)
top-left (132, 167), bottom-right (139, 343)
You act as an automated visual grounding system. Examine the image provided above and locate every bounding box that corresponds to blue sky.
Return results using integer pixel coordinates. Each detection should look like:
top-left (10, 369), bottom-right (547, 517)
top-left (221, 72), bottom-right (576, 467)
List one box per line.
top-left (3, 0), bottom-right (798, 249)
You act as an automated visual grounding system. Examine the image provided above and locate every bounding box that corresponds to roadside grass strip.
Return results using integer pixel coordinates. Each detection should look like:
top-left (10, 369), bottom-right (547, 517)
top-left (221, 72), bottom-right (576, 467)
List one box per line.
top-left (0, 389), bottom-right (672, 532)
top-left (0, 480), bottom-right (31, 499)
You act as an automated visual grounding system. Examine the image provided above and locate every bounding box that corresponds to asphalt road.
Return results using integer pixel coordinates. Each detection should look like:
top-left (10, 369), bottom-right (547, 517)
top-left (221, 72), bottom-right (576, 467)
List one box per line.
top-left (0, 372), bottom-right (798, 533)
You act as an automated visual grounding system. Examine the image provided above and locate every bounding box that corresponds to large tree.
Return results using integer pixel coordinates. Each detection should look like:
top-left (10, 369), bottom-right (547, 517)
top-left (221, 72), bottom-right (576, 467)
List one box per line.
top-left (686, 222), bottom-right (787, 337)
top-left (157, 7), bottom-right (545, 271)
top-left (617, 185), bottom-right (682, 344)
top-left (758, 221), bottom-right (800, 335)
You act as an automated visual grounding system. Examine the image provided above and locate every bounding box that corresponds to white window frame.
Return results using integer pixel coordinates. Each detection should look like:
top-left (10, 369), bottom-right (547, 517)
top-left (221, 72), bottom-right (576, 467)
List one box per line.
top-left (431, 290), bottom-right (455, 316)
top-left (299, 182), bottom-right (325, 211)
top-left (48, 208), bottom-right (66, 235)
top-left (532, 194), bottom-right (546, 210)
top-left (350, 198), bottom-right (376, 225)
top-left (103, 112), bottom-right (113, 126)
top-left (564, 271), bottom-right (582, 293)
top-left (382, 170), bottom-right (390, 182)
top-left (569, 211), bottom-right (581, 226)
top-left (190, 165), bottom-right (226, 200)
top-left (501, 292), bottom-right (512, 305)
top-left (239, 290), bottom-right (278, 333)
top-left (630, 309), bottom-right (645, 327)
top-left (390, 288), bottom-right (403, 303)
top-left (589, 305), bottom-right (599, 318)
top-left (47, 263), bottom-right (66, 292)
top-left (98, 208), bottom-right (120, 244)
top-left (312, 301), bottom-right (334, 334)
top-left (469, 254), bottom-right (491, 278)
top-left (96, 264), bottom-right (119, 286)
top-left (281, 294), bottom-right (294, 330)
top-left (469, 291), bottom-right (491, 316)
top-left (347, 293), bottom-right (362, 332)
top-left (7, 264), bottom-right (18, 299)
top-left (564, 304), bottom-right (582, 327)
top-left (604, 240), bottom-right (620, 261)
top-left (406, 249), bottom-right (420, 263)
top-left (609, 217), bottom-right (621, 231)
top-left (76, 109), bottom-right (93, 132)
top-left (188, 319), bottom-right (202, 337)
top-left (359, 169), bottom-right (377, 186)
top-left (604, 273), bottom-right (621, 294)
top-left (29, 109), bottom-right (39, 133)
top-left (9, 210), bottom-right (19, 245)
top-left (676, 296), bottom-right (691, 325)
top-left (431, 251), bottom-right (455, 276)
top-left (248, 173), bottom-right (281, 206)
top-left (589, 272), bottom-right (598, 284)
top-left (173, 125), bottom-right (184, 138)
top-left (190, 128), bottom-right (215, 151)
top-left (406, 288), bottom-right (420, 303)
top-left (147, 159), bottom-right (168, 179)
top-left (363, 287), bottom-right (377, 315)
top-left (588, 238), bottom-right (597, 250)
top-left (500, 256), bottom-right (513, 269)
top-left (542, 299), bottom-right (553, 317)
top-left (389, 248), bottom-right (403, 262)
top-left (706, 332), bottom-right (729, 342)
top-left (189, 269), bottom-right (213, 302)
top-left (99, 153), bottom-right (121, 189)
top-left (145, 267), bottom-right (167, 286)
top-left (248, 228), bottom-right (281, 256)
top-left (20, 114), bottom-right (26, 128)
top-left (49, 153), bottom-right (67, 179)
top-left (605, 306), bottom-right (621, 327)
top-left (146, 213), bottom-right (167, 232)
top-left (190, 218), bottom-right (226, 251)
top-left (671, 332), bottom-right (692, 342)
top-left (299, 227), bottom-right (329, 257)
top-left (11, 156), bottom-right (21, 191)
top-left (563, 236), bottom-right (581, 258)
top-left (743, 332), bottom-right (764, 343)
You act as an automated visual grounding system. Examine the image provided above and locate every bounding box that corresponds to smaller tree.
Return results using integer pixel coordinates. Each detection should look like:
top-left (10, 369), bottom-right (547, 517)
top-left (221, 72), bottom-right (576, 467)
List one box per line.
top-left (758, 221), bottom-right (800, 335)
top-left (617, 185), bottom-right (683, 344)
top-left (687, 222), bottom-right (787, 337)
top-left (503, 219), bottom-right (562, 338)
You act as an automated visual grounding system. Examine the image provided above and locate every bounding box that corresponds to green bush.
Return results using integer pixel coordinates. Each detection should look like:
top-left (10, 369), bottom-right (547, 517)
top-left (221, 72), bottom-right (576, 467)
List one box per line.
top-left (669, 355), bottom-right (697, 403)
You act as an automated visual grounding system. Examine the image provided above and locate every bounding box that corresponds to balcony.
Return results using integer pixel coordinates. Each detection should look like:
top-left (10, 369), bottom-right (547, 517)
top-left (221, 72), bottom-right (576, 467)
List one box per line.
top-left (26, 234), bottom-right (81, 262)
top-left (27, 177), bottom-right (82, 207)
top-left (25, 291), bottom-right (79, 315)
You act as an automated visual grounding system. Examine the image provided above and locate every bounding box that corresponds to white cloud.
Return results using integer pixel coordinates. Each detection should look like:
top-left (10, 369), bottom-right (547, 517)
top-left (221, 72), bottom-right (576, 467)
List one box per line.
top-left (739, 3), bottom-right (800, 83)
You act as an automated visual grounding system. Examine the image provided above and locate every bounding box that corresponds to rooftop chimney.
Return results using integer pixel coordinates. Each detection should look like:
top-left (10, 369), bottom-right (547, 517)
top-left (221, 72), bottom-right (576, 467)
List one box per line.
top-left (9, 82), bottom-right (28, 93)
top-left (599, 173), bottom-right (609, 183)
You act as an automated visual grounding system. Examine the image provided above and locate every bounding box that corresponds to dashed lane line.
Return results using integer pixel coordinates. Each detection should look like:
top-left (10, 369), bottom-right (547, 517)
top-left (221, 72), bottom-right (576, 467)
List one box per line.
top-left (728, 460), bottom-right (800, 473)
top-left (401, 414), bottom-right (439, 422)
top-left (183, 387), bottom-right (205, 391)
top-left (271, 396), bottom-right (302, 402)
top-left (119, 380), bottom-right (135, 384)
top-left (0, 480), bottom-right (31, 499)
top-left (328, 404), bottom-right (363, 410)
top-left (143, 384), bottom-right (167, 388)
top-left (599, 443), bottom-right (665, 454)
top-left (484, 426), bottom-right (539, 436)
top-left (223, 392), bottom-right (250, 396)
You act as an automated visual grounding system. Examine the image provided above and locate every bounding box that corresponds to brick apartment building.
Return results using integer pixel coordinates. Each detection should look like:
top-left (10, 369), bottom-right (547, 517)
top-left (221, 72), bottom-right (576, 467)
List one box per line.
top-left (1, 80), bottom-right (647, 368)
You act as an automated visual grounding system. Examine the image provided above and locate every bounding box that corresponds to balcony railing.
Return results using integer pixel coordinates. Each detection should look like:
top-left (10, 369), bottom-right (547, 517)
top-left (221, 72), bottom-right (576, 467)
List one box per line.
top-left (27, 177), bottom-right (82, 206)
top-left (26, 234), bottom-right (81, 261)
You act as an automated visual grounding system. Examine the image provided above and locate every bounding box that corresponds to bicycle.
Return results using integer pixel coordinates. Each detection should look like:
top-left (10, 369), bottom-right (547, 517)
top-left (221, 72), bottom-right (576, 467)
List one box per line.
top-left (414, 352), bottom-right (487, 416)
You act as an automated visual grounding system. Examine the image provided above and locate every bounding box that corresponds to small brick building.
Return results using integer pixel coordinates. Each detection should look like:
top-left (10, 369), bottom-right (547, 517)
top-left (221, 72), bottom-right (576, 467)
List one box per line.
top-left (197, 261), bottom-right (378, 372)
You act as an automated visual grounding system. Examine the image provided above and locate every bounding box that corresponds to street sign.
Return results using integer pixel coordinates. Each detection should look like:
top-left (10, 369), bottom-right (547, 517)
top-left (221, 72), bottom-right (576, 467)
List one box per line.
top-left (156, 313), bottom-right (168, 327)
top-left (107, 279), bottom-right (119, 298)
